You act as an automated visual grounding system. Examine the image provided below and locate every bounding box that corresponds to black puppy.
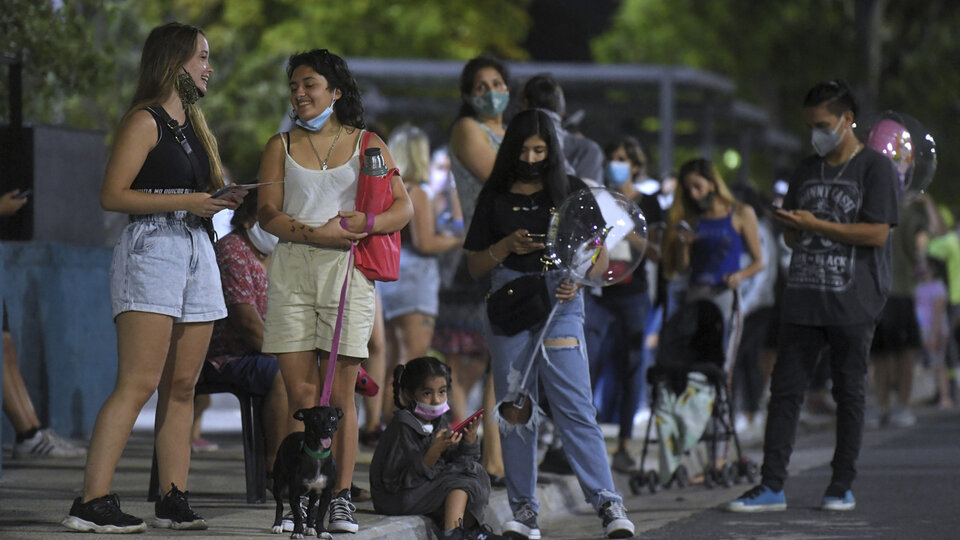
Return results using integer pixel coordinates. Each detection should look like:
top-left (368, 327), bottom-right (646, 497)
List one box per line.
top-left (271, 406), bottom-right (342, 539)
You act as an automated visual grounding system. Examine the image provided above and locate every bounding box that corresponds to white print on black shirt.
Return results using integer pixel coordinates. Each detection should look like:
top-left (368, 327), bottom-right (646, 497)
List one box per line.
top-left (787, 178), bottom-right (861, 292)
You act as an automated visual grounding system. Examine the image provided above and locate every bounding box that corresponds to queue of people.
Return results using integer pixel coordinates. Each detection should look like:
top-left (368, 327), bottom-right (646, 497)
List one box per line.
top-left (0, 17), bottom-right (949, 540)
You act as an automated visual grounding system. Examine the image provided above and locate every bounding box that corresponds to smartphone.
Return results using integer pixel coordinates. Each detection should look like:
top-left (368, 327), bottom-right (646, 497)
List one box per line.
top-left (525, 233), bottom-right (546, 239)
top-left (212, 181), bottom-right (281, 199)
top-left (675, 220), bottom-right (693, 232)
top-left (450, 408), bottom-right (484, 433)
top-left (770, 203), bottom-right (783, 212)
top-left (212, 185), bottom-right (245, 199)
top-left (12, 189), bottom-right (32, 200)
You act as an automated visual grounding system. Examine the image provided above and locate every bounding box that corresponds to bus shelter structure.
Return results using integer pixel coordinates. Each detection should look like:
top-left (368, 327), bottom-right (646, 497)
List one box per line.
top-left (346, 58), bottom-right (801, 185)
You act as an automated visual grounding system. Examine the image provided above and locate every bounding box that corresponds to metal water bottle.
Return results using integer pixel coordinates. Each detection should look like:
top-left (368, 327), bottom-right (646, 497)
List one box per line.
top-left (361, 147), bottom-right (389, 177)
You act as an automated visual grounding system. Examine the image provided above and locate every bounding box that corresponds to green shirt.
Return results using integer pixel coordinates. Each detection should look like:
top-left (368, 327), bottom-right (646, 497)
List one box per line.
top-left (928, 231), bottom-right (960, 305)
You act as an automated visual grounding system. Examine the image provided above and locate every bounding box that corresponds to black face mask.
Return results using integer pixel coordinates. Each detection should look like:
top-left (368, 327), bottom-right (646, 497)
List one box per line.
top-left (516, 159), bottom-right (547, 180)
top-left (695, 191), bottom-right (716, 212)
top-left (176, 67), bottom-right (203, 105)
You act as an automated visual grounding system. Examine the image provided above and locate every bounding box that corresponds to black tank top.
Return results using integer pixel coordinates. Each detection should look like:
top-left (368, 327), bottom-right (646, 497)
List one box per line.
top-left (130, 107), bottom-right (210, 191)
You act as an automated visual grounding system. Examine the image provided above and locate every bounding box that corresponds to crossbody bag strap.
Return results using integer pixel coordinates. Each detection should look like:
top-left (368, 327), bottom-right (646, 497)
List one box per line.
top-left (145, 105), bottom-right (216, 242)
top-left (145, 106), bottom-right (206, 192)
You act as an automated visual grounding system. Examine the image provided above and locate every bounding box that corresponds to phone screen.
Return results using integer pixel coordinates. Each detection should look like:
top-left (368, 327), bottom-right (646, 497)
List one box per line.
top-left (12, 189), bottom-right (32, 200)
top-left (450, 408), bottom-right (483, 433)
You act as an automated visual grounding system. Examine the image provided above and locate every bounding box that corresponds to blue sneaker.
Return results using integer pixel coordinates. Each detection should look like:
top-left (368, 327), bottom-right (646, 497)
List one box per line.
top-left (821, 488), bottom-right (855, 511)
top-left (726, 484), bottom-right (787, 512)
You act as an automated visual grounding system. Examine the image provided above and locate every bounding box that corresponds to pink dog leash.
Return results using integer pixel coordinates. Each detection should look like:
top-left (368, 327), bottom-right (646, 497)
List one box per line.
top-left (319, 239), bottom-right (355, 407)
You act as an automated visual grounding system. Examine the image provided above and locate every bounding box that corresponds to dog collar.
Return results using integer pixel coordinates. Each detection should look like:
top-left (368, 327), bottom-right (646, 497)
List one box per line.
top-left (300, 441), bottom-right (331, 460)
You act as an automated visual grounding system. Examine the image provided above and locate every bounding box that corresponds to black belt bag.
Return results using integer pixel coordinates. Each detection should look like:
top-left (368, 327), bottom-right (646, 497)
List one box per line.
top-left (486, 274), bottom-right (551, 336)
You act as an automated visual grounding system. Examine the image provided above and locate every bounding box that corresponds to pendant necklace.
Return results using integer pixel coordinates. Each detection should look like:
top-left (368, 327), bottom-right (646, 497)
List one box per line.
top-left (307, 124), bottom-right (343, 170)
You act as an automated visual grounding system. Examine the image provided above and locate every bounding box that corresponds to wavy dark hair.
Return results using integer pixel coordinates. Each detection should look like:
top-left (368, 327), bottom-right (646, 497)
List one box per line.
top-left (287, 49), bottom-right (365, 129)
top-left (603, 136), bottom-right (647, 170)
top-left (230, 189), bottom-right (259, 229)
top-left (392, 356), bottom-right (451, 410)
top-left (481, 109), bottom-right (570, 208)
top-left (457, 55), bottom-right (510, 119)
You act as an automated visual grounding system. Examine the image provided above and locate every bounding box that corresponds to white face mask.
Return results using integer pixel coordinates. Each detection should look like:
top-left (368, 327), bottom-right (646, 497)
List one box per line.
top-left (414, 400), bottom-right (450, 421)
top-left (811, 116), bottom-right (847, 157)
top-left (246, 223), bottom-right (278, 255)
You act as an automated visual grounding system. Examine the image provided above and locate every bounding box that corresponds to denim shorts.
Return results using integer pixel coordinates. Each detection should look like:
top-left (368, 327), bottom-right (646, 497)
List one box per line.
top-left (109, 215), bottom-right (227, 323)
top-left (379, 247), bottom-right (440, 321)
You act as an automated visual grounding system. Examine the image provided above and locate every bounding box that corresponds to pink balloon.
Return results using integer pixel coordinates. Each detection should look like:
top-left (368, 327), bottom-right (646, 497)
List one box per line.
top-left (866, 117), bottom-right (913, 191)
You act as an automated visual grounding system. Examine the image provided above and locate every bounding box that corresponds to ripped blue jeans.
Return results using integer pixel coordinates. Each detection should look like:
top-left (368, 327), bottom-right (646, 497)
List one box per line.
top-left (485, 267), bottom-right (622, 514)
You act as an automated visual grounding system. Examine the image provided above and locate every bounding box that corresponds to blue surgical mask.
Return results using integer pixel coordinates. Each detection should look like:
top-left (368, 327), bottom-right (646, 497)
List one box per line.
top-left (295, 97), bottom-right (336, 132)
top-left (470, 90), bottom-right (509, 117)
top-left (811, 117), bottom-right (846, 157)
top-left (605, 161), bottom-right (632, 187)
top-left (414, 400), bottom-right (450, 421)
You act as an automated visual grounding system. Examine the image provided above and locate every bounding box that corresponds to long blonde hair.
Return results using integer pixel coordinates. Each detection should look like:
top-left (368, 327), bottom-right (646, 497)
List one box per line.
top-left (126, 22), bottom-right (224, 190)
top-left (662, 158), bottom-right (738, 278)
top-left (388, 124), bottom-right (431, 186)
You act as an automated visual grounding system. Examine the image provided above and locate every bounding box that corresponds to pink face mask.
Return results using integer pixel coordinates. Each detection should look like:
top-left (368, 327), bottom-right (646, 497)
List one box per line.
top-left (414, 400), bottom-right (450, 421)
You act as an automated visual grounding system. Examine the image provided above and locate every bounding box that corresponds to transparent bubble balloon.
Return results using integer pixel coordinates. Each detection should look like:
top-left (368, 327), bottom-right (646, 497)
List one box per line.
top-left (546, 187), bottom-right (647, 287)
top-left (865, 111), bottom-right (937, 195)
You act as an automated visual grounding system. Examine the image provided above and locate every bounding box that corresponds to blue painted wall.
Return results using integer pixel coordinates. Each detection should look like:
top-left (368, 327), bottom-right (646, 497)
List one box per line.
top-left (2, 242), bottom-right (117, 451)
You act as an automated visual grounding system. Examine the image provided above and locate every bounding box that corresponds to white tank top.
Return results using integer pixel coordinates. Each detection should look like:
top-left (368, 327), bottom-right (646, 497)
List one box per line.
top-left (281, 130), bottom-right (364, 226)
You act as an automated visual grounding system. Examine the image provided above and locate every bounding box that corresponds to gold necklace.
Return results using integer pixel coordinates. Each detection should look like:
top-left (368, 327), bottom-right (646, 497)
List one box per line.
top-left (306, 124), bottom-right (343, 170)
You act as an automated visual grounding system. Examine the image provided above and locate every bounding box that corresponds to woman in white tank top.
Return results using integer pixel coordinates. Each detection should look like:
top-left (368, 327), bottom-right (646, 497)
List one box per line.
top-left (256, 49), bottom-right (412, 534)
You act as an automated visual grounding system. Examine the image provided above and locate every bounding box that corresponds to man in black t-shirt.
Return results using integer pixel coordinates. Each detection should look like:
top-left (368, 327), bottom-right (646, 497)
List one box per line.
top-left (728, 80), bottom-right (899, 513)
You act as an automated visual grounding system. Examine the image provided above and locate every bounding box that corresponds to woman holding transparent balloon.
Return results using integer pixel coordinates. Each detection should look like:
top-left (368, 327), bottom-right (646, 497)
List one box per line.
top-left (464, 109), bottom-right (635, 540)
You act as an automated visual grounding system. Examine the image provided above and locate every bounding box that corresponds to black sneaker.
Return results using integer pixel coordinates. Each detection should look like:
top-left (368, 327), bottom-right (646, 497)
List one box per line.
top-left (61, 493), bottom-right (147, 534)
top-left (444, 520), bottom-right (509, 540)
top-left (468, 522), bottom-right (509, 540)
top-left (151, 483), bottom-right (207, 530)
top-left (328, 488), bottom-right (359, 533)
top-left (538, 447), bottom-right (574, 475)
top-left (502, 503), bottom-right (541, 539)
top-left (599, 500), bottom-right (635, 538)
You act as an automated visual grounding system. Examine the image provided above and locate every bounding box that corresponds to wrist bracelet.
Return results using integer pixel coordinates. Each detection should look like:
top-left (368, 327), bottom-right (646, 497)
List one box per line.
top-left (364, 212), bottom-right (375, 234)
top-left (488, 246), bottom-right (504, 264)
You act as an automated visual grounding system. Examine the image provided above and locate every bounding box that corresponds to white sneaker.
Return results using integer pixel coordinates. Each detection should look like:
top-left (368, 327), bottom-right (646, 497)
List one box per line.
top-left (502, 504), bottom-right (541, 539)
top-left (14, 428), bottom-right (86, 459)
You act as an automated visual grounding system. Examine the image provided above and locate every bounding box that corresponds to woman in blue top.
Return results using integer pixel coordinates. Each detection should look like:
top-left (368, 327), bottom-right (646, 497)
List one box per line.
top-left (663, 158), bottom-right (764, 374)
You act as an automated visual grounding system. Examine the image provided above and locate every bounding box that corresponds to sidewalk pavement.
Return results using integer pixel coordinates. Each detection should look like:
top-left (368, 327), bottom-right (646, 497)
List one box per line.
top-left (0, 429), bottom-right (594, 539)
top-left (0, 367), bottom-right (945, 539)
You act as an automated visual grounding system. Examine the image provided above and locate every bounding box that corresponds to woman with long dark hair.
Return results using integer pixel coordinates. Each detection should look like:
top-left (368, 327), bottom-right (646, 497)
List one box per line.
top-left (256, 49), bottom-right (412, 534)
top-left (464, 109), bottom-right (636, 539)
top-left (63, 22), bottom-right (239, 533)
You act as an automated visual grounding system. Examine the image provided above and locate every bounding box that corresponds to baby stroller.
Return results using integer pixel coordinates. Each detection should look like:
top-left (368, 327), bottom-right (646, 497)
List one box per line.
top-left (629, 298), bottom-right (759, 494)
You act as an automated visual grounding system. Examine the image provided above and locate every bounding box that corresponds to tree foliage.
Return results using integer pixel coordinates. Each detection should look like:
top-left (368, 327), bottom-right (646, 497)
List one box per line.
top-left (3, 0), bottom-right (530, 181)
top-left (592, 0), bottom-right (960, 202)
